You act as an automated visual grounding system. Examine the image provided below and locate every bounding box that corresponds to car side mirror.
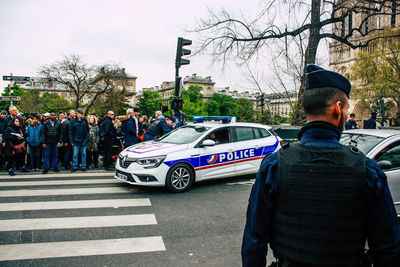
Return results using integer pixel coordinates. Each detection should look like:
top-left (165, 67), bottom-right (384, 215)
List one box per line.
top-left (201, 139), bottom-right (216, 147)
top-left (377, 160), bottom-right (392, 170)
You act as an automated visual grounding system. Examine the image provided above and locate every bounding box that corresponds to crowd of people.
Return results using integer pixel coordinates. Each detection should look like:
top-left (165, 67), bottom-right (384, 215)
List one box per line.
top-left (0, 106), bottom-right (176, 176)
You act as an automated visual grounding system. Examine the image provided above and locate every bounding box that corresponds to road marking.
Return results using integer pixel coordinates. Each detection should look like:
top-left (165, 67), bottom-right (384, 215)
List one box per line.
top-left (0, 179), bottom-right (121, 187)
top-left (0, 187), bottom-right (132, 197)
top-left (0, 172), bottom-right (115, 179)
top-left (0, 214), bottom-right (157, 231)
top-left (0, 198), bottom-right (151, 211)
top-left (0, 236), bottom-right (166, 261)
top-left (226, 179), bottom-right (255, 185)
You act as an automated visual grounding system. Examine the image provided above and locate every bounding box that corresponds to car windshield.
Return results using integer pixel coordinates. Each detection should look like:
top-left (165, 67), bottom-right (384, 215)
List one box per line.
top-left (158, 125), bottom-right (210, 144)
top-left (340, 133), bottom-right (385, 154)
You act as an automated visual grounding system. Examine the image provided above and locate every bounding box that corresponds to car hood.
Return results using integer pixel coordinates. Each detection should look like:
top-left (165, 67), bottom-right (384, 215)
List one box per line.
top-left (121, 141), bottom-right (188, 158)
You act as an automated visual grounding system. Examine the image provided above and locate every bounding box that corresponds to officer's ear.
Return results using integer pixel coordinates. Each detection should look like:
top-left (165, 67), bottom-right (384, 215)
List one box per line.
top-left (331, 100), bottom-right (342, 119)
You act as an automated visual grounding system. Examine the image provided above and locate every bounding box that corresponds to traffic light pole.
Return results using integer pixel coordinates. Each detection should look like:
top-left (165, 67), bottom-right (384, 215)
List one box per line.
top-left (173, 37), bottom-right (192, 127)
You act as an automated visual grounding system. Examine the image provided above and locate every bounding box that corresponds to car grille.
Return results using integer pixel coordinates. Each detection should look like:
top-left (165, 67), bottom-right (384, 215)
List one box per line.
top-left (119, 155), bottom-right (136, 168)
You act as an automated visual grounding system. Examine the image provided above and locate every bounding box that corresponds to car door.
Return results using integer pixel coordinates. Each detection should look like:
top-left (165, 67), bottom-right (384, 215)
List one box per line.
top-left (195, 127), bottom-right (237, 181)
top-left (372, 140), bottom-right (400, 217)
top-left (233, 126), bottom-right (278, 175)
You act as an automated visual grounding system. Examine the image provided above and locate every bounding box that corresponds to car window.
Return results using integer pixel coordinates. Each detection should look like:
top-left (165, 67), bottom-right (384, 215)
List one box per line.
top-left (375, 142), bottom-right (400, 169)
top-left (205, 128), bottom-right (230, 145)
top-left (260, 128), bottom-right (271, 138)
top-left (340, 133), bottom-right (385, 155)
top-left (159, 125), bottom-right (209, 144)
top-left (235, 127), bottom-right (255, 142)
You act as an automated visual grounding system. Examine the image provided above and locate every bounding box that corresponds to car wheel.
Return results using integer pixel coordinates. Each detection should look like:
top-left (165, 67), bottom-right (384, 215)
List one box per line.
top-left (166, 163), bottom-right (194, 193)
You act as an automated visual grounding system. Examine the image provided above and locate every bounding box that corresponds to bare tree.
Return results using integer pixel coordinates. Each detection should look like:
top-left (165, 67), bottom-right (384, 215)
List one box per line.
top-left (192, 0), bottom-right (400, 124)
top-left (38, 54), bottom-right (128, 113)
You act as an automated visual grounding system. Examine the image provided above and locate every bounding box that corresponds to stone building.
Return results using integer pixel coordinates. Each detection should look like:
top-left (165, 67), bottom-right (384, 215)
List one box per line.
top-left (329, 1), bottom-right (400, 126)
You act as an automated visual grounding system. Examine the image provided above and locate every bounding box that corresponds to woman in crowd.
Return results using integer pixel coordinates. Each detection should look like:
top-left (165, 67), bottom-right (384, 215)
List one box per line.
top-left (87, 115), bottom-right (99, 168)
top-left (4, 117), bottom-right (28, 175)
top-left (140, 115), bottom-right (149, 131)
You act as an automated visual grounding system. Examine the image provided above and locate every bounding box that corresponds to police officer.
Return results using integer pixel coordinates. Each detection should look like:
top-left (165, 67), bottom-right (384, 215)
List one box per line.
top-left (364, 111), bottom-right (377, 129)
top-left (241, 64), bottom-right (400, 267)
top-left (143, 111), bottom-right (171, 141)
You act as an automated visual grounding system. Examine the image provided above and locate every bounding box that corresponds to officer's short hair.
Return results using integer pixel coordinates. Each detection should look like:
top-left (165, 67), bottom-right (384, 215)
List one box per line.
top-left (303, 87), bottom-right (348, 116)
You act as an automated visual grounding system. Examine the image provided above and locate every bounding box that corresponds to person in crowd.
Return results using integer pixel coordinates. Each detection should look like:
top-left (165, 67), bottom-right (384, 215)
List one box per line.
top-left (42, 112), bottom-right (50, 124)
top-left (100, 111), bottom-right (116, 171)
top-left (143, 111), bottom-right (171, 141)
top-left (70, 108), bottom-right (89, 172)
top-left (121, 107), bottom-right (140, 147)
top-left (3, 106), bottom-right (22, 131)
top-left (140, 115), bottom-right (149, 131)
top-left (4, 117), bottom-right (28, 175)
top-left (57, 112), bottom-right (66, 165)
top-left (345, 113), bottom-right (359, 130)
top-left (241, 64), bottom-right (400, 267)
top-left (87, 115), bottom-right (99, 168)
top-left (364, 111), bottom-right (377, 129)
top-left (62, 110), bottom-right (75, 170)
top-left (26, 115), bottom-right (42, 171)
top-left (41, 111), bottom-right (63, 174)
top-left (0, 110), bottom-right (8, 169)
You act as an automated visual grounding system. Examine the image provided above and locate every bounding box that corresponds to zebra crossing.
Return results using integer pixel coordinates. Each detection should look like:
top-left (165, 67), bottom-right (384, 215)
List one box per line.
top-left (0, 172), bottom-right (166, 263)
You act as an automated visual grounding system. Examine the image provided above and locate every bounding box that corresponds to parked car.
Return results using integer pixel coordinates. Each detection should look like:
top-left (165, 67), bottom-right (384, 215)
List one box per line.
top-left (340, 129), bottom-right (400, 217)
top-left (115, 116), bottom-right (280, 192)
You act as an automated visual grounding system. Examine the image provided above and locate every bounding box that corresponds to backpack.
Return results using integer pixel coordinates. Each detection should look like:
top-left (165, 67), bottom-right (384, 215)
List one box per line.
top-left (99, 122), bottom-right (106, 142)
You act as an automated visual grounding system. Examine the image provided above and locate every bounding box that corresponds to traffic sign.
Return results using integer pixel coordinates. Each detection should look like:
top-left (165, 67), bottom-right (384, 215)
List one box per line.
top-left (2, 76), bottom-right (30, 82)
top-left (0, 96), bottom-right (21, 101)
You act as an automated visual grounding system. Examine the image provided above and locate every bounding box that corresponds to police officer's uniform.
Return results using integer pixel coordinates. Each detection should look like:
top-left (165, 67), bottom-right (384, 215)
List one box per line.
top-left (241, 65), bottom-right (400, 267)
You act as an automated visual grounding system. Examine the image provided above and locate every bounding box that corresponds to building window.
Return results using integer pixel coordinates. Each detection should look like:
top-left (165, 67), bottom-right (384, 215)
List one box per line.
top-left (206, 87), bottom-right (212, 96)
top-left (348, 11), bottom-right (352, 33)
top-left (365, 11), bottom-right (369, 34)
top-left (392, 2), bottom-right (397, 27)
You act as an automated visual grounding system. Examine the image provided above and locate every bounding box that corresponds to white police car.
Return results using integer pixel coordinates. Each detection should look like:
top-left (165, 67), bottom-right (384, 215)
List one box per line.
top-left (340, 129), bottom-right (400, 217)
top-left (115, 116), bottom-right (280, 192)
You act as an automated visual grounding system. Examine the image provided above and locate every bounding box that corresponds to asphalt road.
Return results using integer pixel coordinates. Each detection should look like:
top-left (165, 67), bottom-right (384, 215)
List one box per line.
top-left (0, 171), bottom-right (273, 266)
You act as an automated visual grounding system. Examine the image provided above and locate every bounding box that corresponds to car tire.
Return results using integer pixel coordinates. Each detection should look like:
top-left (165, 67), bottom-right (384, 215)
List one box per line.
top-left (166, 163), bottom-right (194, 193)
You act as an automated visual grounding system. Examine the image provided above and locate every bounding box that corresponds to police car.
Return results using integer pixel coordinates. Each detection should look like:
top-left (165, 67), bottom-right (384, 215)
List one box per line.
top-left (115, 116), bottom-right (280, 192)
top-left (340, 129), bottom-right (400, 217)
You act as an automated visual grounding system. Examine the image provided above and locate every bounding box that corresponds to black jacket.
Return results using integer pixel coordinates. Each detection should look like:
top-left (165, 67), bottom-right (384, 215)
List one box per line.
top-left (4, 124), bottom-right (26, 156)
top-left (42, 120), bottom-right (63, 144)
top-left (101, 116), bottom-right (116, 139)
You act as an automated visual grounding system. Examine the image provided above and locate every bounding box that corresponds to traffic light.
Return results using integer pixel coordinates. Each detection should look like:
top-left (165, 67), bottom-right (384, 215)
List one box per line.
top-left (175, 37), bottom-right (192, 69)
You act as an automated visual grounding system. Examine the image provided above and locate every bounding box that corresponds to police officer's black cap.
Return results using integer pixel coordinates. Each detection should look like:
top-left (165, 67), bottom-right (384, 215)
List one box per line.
top-left (133, 107), bottom-right (140, 112)
top-left (371, 111), bottom-right (377, 116)
top-left (305, 64), bottom-right (351, 98)
top-left (350, 113), bottom-right (355, 117)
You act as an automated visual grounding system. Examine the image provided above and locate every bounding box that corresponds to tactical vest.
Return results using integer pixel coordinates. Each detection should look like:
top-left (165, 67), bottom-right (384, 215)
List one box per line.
top-left (146, 119), bottom-right (162, 137)
top-left (272, 143), bottom-right (367, 265)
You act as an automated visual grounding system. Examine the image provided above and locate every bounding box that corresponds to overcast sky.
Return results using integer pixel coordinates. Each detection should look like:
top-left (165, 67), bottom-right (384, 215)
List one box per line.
top-left (0, 0), bottom-right (269, 93)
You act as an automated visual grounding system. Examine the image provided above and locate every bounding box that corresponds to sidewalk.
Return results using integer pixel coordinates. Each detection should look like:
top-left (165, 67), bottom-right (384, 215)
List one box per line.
top-left (0, 168), bottom-right (115, 178)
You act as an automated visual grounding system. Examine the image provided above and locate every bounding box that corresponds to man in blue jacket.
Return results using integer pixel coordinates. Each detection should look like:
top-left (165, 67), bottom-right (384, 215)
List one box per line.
top-left (121, 107), bottom-right (141, 147)
top-left (70, 108), bottom-right (89, 172)
top-left (26, 115), bottom-right (42, 171)
top-left (241, 64), bottom-right (400, 267)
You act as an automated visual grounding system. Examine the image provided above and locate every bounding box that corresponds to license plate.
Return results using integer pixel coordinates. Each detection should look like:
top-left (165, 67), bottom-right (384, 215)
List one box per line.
top-left (117, 172), bottom-right (128, 181)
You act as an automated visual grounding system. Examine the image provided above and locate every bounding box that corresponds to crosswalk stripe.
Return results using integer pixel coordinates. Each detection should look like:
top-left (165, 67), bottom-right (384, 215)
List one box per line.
top-left (0, 172), bottom-right (115, 179)
top-left (0, 187), bottom-right (132, 197)
top-left (0, 198), bottom-right (151, 211)
top-left (0, 236), bottom-right (166, 261)
top-left (0, 214), bottom-right (157, 231)
top-left (0, 179), bottom-right (121, 187)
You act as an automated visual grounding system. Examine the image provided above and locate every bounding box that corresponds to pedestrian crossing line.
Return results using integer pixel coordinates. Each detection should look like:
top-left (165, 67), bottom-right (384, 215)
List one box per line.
top-left (0, 236), bottom-right (166, 261)
top-left (0, 214), bottom-right (157, 231)
top-left (0, 187), bottom-right (133, 198)
top-left (0, 179), bottom-right (122, 187)
top-left (0, 198), bottom-right (151, 212)
top-left (0, 172), bottom-right (115, 179)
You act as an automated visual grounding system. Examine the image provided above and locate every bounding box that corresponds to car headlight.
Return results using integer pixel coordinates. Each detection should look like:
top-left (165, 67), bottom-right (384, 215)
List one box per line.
top-left (137, 155), bottom-right (166, 168)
